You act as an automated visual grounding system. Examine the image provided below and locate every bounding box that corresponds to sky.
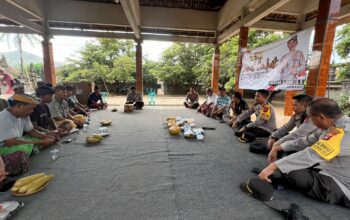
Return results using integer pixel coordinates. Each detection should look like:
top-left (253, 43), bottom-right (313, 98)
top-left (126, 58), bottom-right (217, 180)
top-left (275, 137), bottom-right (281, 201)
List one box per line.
top-left (0, 35), bottom-right (172, 65)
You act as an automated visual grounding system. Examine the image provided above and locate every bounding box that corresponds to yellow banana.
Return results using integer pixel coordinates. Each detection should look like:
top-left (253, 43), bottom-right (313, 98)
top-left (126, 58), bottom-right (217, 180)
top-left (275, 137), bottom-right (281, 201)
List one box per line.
top-left (14, 173), bottom-right (46, 187)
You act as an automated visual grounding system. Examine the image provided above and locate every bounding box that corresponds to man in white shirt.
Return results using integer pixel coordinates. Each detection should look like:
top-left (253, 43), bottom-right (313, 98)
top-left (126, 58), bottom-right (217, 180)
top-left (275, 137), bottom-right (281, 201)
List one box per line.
top-left (198, 88), bottom-right (218, 117)
top-left (0, 94), bottom-right (55, 176)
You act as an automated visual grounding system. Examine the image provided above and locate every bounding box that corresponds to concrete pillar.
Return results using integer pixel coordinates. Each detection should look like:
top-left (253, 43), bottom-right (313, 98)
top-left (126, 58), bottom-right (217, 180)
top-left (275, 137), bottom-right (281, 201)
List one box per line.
top-left (42, 35), bottom-right (56, 86)
top-left (305, 0), bottom-right (341, 97)
top-left (135, 40), bottom-right (143, 93)
top-left (234, 26), bottom-right (249, 92)
top-left (211, 44), bottom-right (220, 94)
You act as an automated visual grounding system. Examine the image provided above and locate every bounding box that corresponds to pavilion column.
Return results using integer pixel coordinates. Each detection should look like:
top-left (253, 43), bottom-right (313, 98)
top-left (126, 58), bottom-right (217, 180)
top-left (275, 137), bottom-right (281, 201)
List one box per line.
top-left (135, 40), bottom-right (143, 93)
top-left (42, 35), bottom-right (56, 86)
top-left (234, 26), bottom-right (249, 92)
top-left (211, 44), bottom-right (220, 94)
top-left (305, 0), bottom-right (341, 97)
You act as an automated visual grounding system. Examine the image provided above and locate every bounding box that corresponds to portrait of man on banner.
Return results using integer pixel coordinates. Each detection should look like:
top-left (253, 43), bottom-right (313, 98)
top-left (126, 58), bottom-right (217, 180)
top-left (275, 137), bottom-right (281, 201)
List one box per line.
top-left (279, 35), bottom-right (306, 81)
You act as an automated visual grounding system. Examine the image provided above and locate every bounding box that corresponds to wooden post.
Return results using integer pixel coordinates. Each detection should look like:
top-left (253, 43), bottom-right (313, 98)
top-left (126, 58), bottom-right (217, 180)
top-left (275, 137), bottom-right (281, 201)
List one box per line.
top-left (305, 0), bottom-right (341, 97)
top-left (135, 40), bottom-right (143, 93)
top-left (211, 44), bottom-right (220, 94)
top-left (42, 35), bottom-right (56, 86)
top-left (234, 26), bottom-right (249, 93)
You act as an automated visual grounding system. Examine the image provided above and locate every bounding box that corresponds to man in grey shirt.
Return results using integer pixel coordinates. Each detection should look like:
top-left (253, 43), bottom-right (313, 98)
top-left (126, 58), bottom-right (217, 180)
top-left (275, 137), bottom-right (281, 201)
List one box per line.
top-left (251, 94), bottom-right (318, 155)
top-left (259, 98), bottom-right (350, 208)
top-left (233, 90), bottom-right (277, 142)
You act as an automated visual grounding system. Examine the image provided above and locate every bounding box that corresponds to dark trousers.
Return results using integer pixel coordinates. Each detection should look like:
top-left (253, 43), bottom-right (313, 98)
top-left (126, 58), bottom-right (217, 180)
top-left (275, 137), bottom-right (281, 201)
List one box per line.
top-left (280, 169), bottom-right (350, 208)
top-left (184, 102), bottom-right (199, 109)
top-left (242, 127), bottom-right (271, 142)
top-left (126, 101), bottom-right (144, 110)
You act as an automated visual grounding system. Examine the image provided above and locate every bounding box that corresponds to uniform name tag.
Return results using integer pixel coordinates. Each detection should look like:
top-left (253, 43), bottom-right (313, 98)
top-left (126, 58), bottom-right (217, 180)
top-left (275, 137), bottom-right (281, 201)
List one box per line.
top-left (259, 104), bottom-right (271, 121)
top-left (311, 127), bottom-right (344, 161)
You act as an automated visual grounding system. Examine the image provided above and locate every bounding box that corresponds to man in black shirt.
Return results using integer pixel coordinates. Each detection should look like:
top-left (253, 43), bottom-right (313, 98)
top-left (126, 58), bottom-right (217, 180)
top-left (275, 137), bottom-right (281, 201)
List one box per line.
top-left (88, 85), bottom-right (106, 110)
top-left (30, 86), bottom-right (61, 139)
top-left (222, 92), bottom-right (251, 127)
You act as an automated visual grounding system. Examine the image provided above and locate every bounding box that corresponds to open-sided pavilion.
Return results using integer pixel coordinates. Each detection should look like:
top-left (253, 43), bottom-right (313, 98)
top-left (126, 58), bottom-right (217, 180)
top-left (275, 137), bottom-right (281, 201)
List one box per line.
top-left (0, 0), bottom-right (350, 110)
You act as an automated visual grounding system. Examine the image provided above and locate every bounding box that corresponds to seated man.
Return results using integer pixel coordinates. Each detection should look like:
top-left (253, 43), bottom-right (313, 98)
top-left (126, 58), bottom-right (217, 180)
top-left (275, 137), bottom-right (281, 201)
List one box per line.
top-left (126, 86), bottom-right (144, 110)
top-left (12, 82), bottom-right (25, 95)
top-left (233, 90), bottom-right (277, 142)
top-left (251, 94), bottom-right (318, 154)
top-left (197, 88), bottom-right (217, 117)
top-left (210, 87), bottom-right (231, 119)
top-left (66, 85), bottom-right (89, 116)
top-left (222, 92), bottom-right (250, 127)
top-left (259, 98), bottom-right (350, 208)
top-left (48, 85), bottom-right (84, 129)
top-left (0, 90), bottom-right (9, 112)
top-left (30, 86), bottom-right (70, 137)
top-left (184, 87), bottom-right (199, 109)
top-left (0, 94), bottom-right (55, 176)
top-left (88, 85), bottom-right (107, 110)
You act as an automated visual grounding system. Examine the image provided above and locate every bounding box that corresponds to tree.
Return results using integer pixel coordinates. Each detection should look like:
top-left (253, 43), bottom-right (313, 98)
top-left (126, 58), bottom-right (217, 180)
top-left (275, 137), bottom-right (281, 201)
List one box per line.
top-left (57, 39), bottom-right (136, 84)
top-left (153, 43), bottom-right (214, 87)
top-left (335, 24), bottom-right (350, 80)
top-left (0, 33), bottom-right (40, 90)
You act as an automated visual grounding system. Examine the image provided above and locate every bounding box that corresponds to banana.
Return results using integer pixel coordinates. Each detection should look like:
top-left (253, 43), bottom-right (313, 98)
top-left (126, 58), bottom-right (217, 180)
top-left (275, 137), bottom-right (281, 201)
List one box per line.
top-left (92, 134), bottom-right (103, 141)
top-left (86, 136), bottom-right (101, 144)
top-left (11, 186), bottom-right (19, 192)
top-left (14, 173), bottom-right (46, 187)
top-left (26, 175), bottom-right (54, 194)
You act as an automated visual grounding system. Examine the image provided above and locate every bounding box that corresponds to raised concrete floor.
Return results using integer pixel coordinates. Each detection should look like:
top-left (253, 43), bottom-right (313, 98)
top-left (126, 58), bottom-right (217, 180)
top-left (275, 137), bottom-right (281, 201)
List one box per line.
top-left (3, 107), bottom-right (349, 220)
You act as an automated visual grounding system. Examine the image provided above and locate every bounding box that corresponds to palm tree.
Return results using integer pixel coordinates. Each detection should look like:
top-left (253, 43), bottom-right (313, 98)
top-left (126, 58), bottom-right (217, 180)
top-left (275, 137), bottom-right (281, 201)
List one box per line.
top-left (0, 33), bottom-right (40, 90)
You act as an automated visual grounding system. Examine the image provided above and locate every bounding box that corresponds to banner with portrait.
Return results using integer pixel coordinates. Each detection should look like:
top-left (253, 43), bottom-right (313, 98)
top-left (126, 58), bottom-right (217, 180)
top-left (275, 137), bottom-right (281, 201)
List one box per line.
top-left (239, 28), bottom-right (313, 91)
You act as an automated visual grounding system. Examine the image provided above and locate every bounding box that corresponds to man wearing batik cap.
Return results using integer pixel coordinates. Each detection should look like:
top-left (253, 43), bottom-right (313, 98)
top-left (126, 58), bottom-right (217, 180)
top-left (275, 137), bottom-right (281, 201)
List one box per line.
top-left (0, 94), bottom-right (55, 176)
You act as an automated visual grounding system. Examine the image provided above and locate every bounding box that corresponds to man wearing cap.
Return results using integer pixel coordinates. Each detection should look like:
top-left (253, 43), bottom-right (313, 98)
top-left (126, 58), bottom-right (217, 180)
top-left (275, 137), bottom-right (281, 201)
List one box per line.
top-left (210, 87), bottom-right (231, 119)
top-left (279, 35), bottom-right (306, 81)
top-left (126, 86), bottom-right (144, 110)
top-left (0, 94), bottom-right (55, 175)
top-left (30, 86), bottom-right (71, 138)
top-left (12, 80), bottom-right (25, 95)
top-left (259, 98), bottom-right (350, 208)
top-left (48, 85), bottom-right (84, 129)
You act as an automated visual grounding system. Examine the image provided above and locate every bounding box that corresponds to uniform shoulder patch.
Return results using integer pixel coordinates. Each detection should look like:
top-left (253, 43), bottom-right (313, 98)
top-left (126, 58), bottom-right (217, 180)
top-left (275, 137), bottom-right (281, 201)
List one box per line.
top-left (311, 127), bottom-right (344, 161)
top-left (259, 104), bottom-right (271, 121)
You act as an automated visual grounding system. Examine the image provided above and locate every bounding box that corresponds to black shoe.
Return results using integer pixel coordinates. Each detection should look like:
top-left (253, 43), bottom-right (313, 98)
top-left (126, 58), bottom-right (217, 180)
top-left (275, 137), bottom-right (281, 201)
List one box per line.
top-left (234, 131), bottom-right (242, 137)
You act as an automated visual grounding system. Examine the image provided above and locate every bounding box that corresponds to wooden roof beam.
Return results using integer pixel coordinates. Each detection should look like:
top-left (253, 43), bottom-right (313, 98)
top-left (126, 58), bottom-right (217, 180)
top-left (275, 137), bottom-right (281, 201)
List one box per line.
top-left (217, 0), bottom-right (291, 44)
top-left (0, 0), bottom-right (44, 34)
top-left (120, 0), bottom-right (141, 39)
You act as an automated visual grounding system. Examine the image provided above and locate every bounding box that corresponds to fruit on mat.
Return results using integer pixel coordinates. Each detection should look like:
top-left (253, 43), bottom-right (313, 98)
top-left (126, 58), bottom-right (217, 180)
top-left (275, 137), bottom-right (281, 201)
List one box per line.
top-left (100, 120), bottom-right (112, 126)
top-left (14, 173), bottom-right (46, 188)
top-left (169, 126), bottom-right (181, 135)
top-left (86, 136), bottom-right (102, 144)
top-left (11, 187), bottom-right (19, 192)
top-left (74, 114), bottom-right (86, 123)
top-left (166, 116), bottom-right (176, 121)
top-left (18, 175), bottom-right (54, 194)
top-left (92, 134), bottom-right (104, 140)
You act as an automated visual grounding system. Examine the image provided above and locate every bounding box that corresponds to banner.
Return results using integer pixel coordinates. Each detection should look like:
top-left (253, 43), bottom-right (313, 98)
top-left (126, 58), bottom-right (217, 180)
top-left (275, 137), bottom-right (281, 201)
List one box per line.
top-left (239, 28), bottom-right (313, 91)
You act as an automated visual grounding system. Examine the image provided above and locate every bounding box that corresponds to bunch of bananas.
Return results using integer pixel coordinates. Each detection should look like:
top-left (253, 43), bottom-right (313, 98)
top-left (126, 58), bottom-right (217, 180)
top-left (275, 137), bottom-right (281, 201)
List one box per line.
top-left (11, 173), bottom-right (54, 195)
top-left (86, 134), bottom-right (104, 144)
